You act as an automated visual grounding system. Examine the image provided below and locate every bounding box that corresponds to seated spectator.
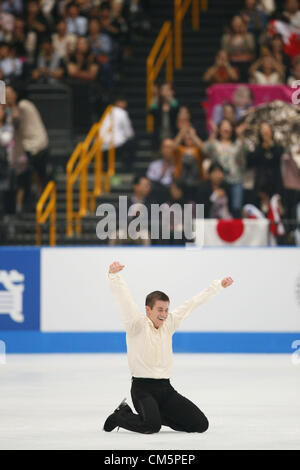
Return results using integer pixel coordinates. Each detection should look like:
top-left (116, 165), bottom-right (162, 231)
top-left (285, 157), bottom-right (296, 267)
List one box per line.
top-left (246, 121), bottom-right (285, 197)
top-left (257, 0), bottom-right (276, 15)
top-left (202, 119), bottom-right (246, 218)
top-left (203, 50), bottom-right (239, 84)
top-left (109, 174), bottom-right (152, 246)
top-left (52, 19), bottom-right (77, 59)
top-left (66, 36), bottom-right (99, 81)
top-left (283, 0), bottom-right (300, 29)
top-left (123, 0), bottom-right (151, 37)
top-left (0, 42), bottom-right (23, 80)
top-left (249, 54), bottom-right (284, 83)
top-left (11, 18), bottom-right (29, 60)
top-left (287, 54), bottom-right (300, 84)
top-left (99, 96), bottom-right (135, 171)
top-left (88, 17), bottom-right (114, 90)
top-left (31, 36), bottom-right (65, 83)
top-left (149, 82), bottom-right (179, 149)
top-left (5, 85), bottom-right (49, 200)
top-left (25, 0), bottom-right (49, 47)
top-left (212, 85), bottom-right (253, 127)
top-left (240, 0), bottom-right (268, 37)
top-left (147, 138), bottom-right (175, 189)
top-left (221, 15), bottom-right (256, 82)
top-left (266, 33), bottom-right (291, 81)
top-left (66, 2), bottom-right (88, 36)
top-left (174, 126), bottom-right (205, 201)
top-left (196, 162), bottom-right (232, 220)
top-left (1, 0), bottom-right (23, 16)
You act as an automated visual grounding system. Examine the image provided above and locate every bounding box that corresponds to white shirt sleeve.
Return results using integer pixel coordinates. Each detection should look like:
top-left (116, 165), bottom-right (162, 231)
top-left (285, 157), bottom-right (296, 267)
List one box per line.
top-left (122, 111), bottom-right (135, 140)
top-left (167, 280), bottom-right (223, 333)
top-left (108, 272), bottom-right (143, 336)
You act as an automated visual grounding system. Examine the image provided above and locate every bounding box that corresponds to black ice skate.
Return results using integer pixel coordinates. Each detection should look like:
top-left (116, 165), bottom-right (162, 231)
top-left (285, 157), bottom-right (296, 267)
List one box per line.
top-left (103, 398), bottom-right (131, 432)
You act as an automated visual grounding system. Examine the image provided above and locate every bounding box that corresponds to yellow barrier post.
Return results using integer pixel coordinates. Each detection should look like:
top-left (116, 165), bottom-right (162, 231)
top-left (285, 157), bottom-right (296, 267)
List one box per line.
top-left (36, 181), bottom-right (57, 246)
top-left (146, 21), bottom-right (173, 132)
top-left (66, 143), bottom-right (85, 237)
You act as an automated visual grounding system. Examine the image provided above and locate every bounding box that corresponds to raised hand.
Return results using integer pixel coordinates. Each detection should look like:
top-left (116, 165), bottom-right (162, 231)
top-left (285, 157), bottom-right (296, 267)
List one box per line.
top-left (109, 261), bottom-right (125, 274)
top-left (221, 277), bottom-right (234, 288)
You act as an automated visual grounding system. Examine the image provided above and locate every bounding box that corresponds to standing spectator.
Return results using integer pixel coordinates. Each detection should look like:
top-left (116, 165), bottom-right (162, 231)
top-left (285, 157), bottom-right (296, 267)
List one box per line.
top-left (99, 97), bottom-right (135, 171)
top-left (197, 162), bottom-right (232, 220)
top-left (5, 85), bottom-right (49, 199)
top-left (249, 54), bottom-right (284, 83)
top-left (149, 82), bottom-right (179, 149)
top-left (221, 15), bottom-right (256, 82)
top-left (246, 121), bottom-right (285, 197)
top-left (212, 86), bottom-right (253, 128)
top-left (202, 119), bottom-right (246, 218)
top-left (174, 126), bottom-right (205, 201)
top-left (65, 2), bottom-right (88, 36)
top-left (203, 50), bottom-right (239, 84)
top-left (51, 18), bottom-right (77, 59)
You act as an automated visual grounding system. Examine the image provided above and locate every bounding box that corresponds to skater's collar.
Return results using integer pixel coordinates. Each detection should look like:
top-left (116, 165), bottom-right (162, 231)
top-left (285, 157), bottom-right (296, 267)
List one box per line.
top-left (146, 315), bottom-right (160, 330)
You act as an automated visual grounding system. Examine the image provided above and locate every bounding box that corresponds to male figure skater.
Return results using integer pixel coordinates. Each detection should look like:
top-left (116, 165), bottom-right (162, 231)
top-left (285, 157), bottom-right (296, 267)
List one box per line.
top-left (104, 261), bottom-right (233, 434)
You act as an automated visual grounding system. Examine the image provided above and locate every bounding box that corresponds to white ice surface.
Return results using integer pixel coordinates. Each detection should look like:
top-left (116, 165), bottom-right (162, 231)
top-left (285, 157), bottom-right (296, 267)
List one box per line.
top-left (0, 354), bottom-right (299, 450)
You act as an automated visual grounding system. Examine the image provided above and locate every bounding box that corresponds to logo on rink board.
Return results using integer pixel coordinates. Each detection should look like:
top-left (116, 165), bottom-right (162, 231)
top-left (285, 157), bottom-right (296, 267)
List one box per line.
top-left (0, 248), bottom-right (40, 330)
top-left (0, 270), bottom-right (25, 323)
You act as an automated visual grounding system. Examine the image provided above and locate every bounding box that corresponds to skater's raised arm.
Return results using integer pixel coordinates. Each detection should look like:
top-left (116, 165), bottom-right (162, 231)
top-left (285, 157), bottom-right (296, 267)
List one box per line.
top-left (168, 277), bottom-right (233, 332)
top-left (108, 262), bottom-right (143, 336)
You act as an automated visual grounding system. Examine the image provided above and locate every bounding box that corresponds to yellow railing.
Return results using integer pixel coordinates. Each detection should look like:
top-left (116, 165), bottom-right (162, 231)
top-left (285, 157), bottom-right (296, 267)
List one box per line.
top-left (174, 0), bottom-right (202, 70)
top-left (66, 105), bottom-right (115, 237)
top-left (147, 21), bottom-right (173, 132)
top-left (36, 181), bottom-right (56, 246)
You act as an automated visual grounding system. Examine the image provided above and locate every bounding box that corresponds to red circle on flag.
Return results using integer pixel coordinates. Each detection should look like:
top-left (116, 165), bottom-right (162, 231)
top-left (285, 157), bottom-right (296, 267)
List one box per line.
top-left (216, 219), bottom-right (244, 243)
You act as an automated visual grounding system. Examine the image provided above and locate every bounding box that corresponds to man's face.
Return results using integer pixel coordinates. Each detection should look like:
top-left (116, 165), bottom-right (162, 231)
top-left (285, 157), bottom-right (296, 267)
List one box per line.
top-left (286, 0), bottom-right (299, 13)
top-left (146, 300), bottom-right (169, 329)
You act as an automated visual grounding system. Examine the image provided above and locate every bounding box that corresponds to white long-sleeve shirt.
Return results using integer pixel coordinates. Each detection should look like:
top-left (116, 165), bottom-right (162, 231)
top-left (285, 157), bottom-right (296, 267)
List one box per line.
top-left (108, 273), bottom-right (223, 379)
top-left (100, 106), bottom-right (134, 150)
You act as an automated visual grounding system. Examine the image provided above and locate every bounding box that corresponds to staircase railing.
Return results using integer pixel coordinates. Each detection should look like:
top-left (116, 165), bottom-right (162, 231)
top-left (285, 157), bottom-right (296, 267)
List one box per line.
top-left (174, 0), bottom-right (203, 70)
top-left (66, 105), bottom-right (114, 237)
top-left (36, 180), bottom-right (56, 246)
top-left (146, 21), bottom-right (173, 132)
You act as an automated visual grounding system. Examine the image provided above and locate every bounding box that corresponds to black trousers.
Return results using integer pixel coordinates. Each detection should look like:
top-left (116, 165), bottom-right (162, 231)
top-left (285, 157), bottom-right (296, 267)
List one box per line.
top-left (116, 377), bottom-right (209, 434)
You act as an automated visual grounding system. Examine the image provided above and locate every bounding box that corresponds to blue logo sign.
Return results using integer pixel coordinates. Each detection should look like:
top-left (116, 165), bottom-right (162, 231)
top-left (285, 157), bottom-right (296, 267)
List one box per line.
top-left (0, 248), bottom-right (40, 330)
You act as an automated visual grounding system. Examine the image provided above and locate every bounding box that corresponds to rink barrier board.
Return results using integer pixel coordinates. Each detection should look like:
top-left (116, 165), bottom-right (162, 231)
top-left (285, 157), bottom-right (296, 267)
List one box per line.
top-left (0, 331), bottom-right (300, 354)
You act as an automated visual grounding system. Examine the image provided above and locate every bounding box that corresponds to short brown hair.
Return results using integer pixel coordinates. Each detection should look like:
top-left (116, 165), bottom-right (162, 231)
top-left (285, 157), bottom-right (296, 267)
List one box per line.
top-left (146, 291), bottom-right (170, 309)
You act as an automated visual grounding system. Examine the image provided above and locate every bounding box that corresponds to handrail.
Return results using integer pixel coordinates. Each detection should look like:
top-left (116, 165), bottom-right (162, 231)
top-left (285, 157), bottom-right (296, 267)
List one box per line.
top-left (66, 143), bottom-right (85, 237)
top-left (146, 21), bottom-right (173, 132)
top-left (174, 0), bottom-right (201, 70)
top-left (36, 181), bottom-right (56, 246)
top-left (66, 105), bottom-right (114, 237)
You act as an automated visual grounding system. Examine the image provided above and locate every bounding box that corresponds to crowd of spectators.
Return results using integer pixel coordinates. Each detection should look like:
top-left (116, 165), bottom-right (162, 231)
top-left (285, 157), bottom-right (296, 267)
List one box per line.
top-left (1, 0), bottom-right (300, 246)
top-left (138, 0), bottom-right (300, 245)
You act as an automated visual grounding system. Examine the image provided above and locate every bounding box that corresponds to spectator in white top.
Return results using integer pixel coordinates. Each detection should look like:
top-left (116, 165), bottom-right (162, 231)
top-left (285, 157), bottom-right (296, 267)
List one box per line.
top-left (66, 2), bottom-right (88, 36)
top-left (249, 54), bottom-right (284, 83)
top-left (52, 19), bottom-right (77, 59)
top-left (283, 0), bottom-right (300, 29)
top-left (100, 97), bottom-right (136, 171)
top-left (147, 138), bottom-right (175, 188)
top-left (0, 42), bottom-right (23, 80)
